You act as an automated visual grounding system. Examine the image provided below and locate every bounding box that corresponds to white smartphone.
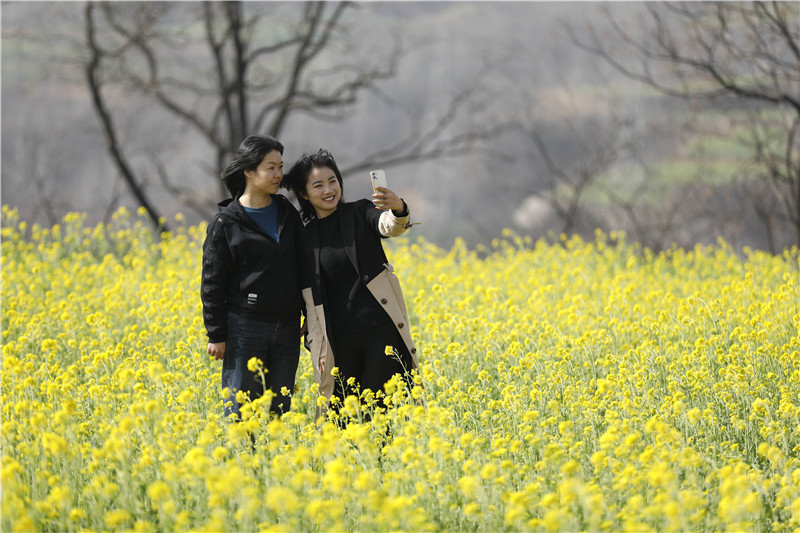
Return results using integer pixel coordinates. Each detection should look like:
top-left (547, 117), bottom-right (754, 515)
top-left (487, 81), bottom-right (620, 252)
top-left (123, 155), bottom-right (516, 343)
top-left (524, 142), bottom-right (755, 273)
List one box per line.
top-left (369, 169), bottom-right (388, 193)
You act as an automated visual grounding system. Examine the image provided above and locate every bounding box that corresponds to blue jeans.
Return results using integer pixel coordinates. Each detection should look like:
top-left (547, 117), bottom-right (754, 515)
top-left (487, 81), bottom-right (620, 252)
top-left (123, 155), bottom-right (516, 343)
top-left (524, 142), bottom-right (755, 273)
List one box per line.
top-left (222, 312), bottom-right (300, 421)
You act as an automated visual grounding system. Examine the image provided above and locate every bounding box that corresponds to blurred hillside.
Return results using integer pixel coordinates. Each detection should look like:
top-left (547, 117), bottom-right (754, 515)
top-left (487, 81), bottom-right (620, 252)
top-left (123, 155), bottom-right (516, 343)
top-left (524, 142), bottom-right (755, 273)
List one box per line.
top-left (2, 2), bottom-right (795, 252)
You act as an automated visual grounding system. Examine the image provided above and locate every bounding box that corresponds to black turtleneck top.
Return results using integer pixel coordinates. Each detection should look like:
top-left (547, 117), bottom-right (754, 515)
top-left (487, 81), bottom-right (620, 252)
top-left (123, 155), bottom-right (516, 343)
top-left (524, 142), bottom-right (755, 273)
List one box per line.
top-left (317, 210), bottom-right (388, 333)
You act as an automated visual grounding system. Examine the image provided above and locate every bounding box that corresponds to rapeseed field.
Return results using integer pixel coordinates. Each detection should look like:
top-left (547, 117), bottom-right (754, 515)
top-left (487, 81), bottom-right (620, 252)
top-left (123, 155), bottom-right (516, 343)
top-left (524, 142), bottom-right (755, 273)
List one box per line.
top-left (2, 205), bottom-right (799, 532)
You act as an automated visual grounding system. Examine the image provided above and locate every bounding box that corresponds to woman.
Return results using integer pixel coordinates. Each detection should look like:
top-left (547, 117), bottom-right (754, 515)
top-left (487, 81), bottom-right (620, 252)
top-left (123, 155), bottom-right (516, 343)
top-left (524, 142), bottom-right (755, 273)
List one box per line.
top-left (284, 149), bottom-right (420, 419)
top-left (201, 135), bottom-right (306, 421)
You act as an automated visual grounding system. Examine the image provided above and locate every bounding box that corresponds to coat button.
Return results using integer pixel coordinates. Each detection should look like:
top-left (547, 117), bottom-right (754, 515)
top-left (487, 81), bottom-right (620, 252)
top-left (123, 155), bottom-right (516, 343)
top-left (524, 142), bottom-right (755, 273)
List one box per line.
top-left (381, 298), bottom-right (388, 304)
top-left (363, 275), bottom-right (369, 282)
top-left (411, 348), bottom-right (416, 354)
top-left (398, 323), bottom-right (405, 329)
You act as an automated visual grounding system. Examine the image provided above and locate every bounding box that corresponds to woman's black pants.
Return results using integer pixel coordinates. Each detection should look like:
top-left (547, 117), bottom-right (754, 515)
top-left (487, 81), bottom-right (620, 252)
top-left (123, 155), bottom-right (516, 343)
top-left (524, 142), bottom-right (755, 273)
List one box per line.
top-left (331, 320), bottom-right (413, 411)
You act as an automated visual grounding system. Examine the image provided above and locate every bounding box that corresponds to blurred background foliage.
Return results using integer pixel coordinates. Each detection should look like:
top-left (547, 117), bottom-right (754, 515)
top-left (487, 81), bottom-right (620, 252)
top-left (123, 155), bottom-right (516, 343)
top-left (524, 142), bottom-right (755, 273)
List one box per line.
top-left (2, 1), bottom-right (798, 252)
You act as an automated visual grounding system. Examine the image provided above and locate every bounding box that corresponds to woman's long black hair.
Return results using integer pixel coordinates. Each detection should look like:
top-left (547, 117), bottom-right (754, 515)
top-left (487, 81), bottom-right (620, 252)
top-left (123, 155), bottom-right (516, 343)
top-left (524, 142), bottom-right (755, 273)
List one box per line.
top-left (284, 149), bottom-right (344, 223)
top-left (220, 135), bottom-right (284, 197)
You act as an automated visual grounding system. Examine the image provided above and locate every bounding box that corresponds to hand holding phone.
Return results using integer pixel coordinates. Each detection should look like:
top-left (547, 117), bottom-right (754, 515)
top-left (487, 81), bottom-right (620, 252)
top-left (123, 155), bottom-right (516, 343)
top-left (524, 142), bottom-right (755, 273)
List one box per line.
top-left (369, 169), bottom-right (404, 212)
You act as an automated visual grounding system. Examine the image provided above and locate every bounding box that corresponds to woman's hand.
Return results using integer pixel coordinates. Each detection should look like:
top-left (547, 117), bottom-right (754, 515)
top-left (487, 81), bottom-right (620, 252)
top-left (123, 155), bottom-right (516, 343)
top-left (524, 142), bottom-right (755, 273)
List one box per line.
top-left (208, 341), bottom-right (226, 360)
top-left (318, 355), bottom-right (326, 374)
top-left (372, 186), bottom-right (405, 214)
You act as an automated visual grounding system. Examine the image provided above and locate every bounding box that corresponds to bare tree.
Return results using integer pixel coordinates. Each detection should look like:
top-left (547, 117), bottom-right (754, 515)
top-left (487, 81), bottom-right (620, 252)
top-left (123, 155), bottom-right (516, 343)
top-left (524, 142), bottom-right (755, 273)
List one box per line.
top-left (511, 84), bottom-right (658, 244)
top-left (81, 1), bottom-right (509, 221)
top-left (85, 2), bottom-right (169, 232)
top-left (510, 81), bottom-right (743, 252)
top-left (522, 119), bottom-right (627, 238)
top-left (569, 1), bottom-right (800, 250)
top-left (7, 136), bottom-right (61, 227)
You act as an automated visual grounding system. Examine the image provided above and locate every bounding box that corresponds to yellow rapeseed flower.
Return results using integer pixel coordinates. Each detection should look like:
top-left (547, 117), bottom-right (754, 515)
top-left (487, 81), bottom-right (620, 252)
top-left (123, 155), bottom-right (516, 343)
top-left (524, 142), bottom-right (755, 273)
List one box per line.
top-left (2, 209), bottom-right (797, 531)
top-left (247, 357), bottom-right (263, 373)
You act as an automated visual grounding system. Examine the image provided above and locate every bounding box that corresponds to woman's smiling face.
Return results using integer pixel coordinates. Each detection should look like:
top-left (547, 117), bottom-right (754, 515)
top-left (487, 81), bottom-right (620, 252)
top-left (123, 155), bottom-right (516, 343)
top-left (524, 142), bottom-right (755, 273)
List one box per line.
top-left (303, 166), bottom-right (342, 218)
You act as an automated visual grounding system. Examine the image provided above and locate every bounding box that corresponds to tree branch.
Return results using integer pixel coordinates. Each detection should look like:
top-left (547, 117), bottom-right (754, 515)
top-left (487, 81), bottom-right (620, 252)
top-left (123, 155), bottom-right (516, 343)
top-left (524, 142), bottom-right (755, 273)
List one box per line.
top-left (84, 2), bottom-right (168, 233)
